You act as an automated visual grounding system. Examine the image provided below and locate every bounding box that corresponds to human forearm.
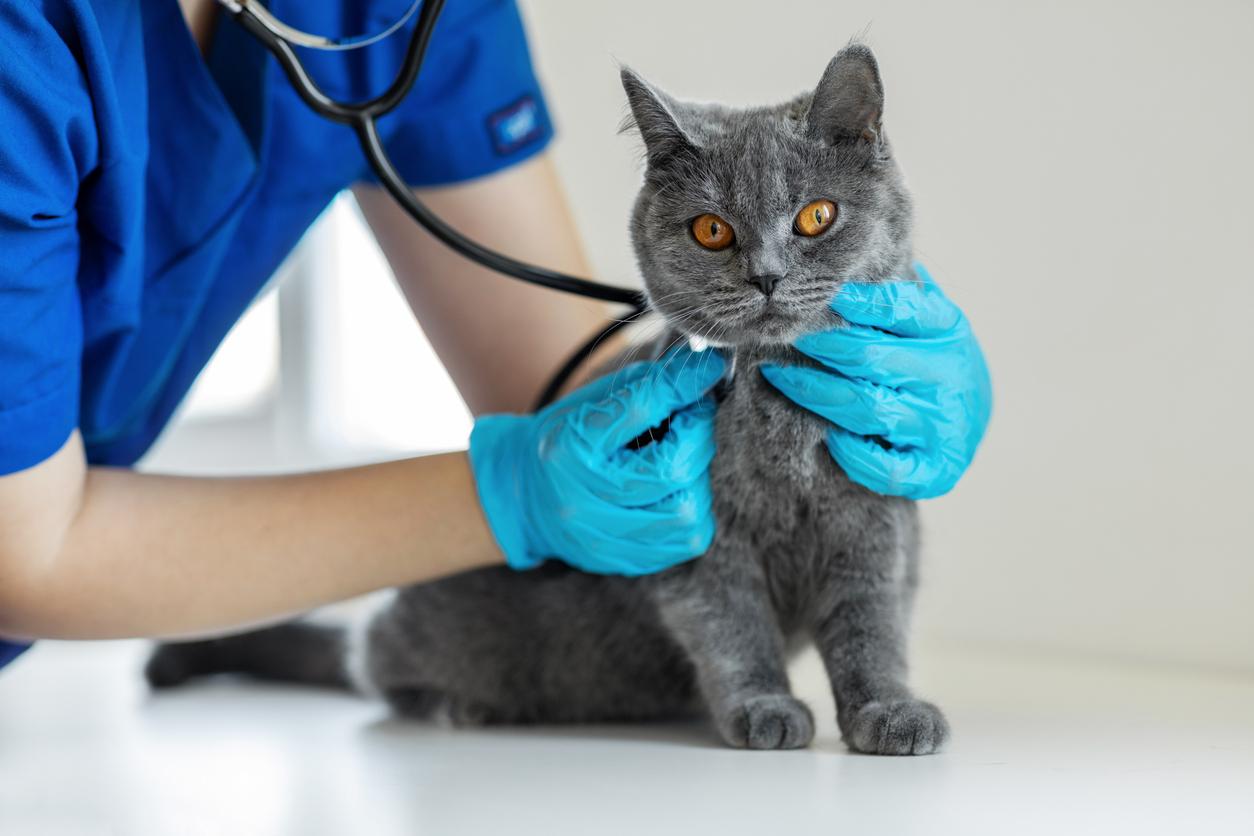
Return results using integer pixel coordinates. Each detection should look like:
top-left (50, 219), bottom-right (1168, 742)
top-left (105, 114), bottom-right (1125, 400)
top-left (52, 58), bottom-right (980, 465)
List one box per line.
top-left (0, 436), bottom-right (501, 640)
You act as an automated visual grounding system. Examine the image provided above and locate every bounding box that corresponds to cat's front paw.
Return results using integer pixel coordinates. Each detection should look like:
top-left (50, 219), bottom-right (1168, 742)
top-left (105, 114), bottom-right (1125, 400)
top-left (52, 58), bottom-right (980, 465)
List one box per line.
top-left (842, 698), bottom-right (950, 755)
top-left (720, 694), bottom-right (815, 750)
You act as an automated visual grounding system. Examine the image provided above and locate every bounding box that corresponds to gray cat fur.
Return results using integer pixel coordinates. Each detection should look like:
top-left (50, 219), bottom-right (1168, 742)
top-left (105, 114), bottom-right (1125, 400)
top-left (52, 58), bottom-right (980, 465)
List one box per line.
top-left (146, 43), bottom-right (949, 755)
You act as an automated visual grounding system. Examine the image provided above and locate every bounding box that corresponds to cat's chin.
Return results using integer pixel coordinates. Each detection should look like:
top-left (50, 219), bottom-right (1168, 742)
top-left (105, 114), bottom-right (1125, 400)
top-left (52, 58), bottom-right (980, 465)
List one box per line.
top-left (673, 315), bottom-right (815, 351)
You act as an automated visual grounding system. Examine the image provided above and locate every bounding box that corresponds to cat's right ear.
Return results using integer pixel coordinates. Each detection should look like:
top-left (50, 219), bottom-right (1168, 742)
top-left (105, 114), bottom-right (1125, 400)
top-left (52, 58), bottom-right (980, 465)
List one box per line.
top-left (620, 67), bottom-right (697, 167)
top-left (807, 43), bottom-right (886, 151)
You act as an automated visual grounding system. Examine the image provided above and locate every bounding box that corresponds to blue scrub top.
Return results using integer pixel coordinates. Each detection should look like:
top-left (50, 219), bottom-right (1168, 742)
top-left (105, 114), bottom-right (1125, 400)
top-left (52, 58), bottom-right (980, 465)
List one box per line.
top-left (0, 0), bottom-right (553, 667)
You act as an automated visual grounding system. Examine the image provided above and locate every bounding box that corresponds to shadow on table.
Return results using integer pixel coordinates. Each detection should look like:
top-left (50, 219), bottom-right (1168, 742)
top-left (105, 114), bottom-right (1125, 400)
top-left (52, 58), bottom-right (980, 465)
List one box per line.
top-left (357, 712), bottom-right (726, 751)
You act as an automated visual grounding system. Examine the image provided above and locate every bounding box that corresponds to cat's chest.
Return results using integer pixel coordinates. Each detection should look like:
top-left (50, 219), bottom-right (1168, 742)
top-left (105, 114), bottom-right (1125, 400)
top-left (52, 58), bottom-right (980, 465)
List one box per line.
top-left (709, 355), bottom-right (834, 514)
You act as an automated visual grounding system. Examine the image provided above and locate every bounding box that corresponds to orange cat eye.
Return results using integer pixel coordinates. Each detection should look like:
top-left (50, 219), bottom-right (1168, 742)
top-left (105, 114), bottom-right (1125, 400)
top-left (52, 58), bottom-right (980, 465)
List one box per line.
top-left (691, 214), bottom-right (736, 250)
top-left (795, 199), bottom-right (837, 237)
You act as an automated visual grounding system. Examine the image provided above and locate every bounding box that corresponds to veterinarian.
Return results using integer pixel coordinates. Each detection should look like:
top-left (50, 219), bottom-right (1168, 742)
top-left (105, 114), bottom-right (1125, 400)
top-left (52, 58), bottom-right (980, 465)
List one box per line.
top-left (0, 0), bottom-right (991, 671)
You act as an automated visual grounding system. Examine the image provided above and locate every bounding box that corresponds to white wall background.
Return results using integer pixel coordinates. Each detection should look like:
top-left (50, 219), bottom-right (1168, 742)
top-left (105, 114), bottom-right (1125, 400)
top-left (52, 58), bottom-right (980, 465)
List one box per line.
top-left (151, 1), bottom-right (1254, 673)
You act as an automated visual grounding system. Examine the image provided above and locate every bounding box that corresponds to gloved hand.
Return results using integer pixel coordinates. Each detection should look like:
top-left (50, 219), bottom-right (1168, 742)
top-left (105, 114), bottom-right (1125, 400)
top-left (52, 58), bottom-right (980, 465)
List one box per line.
top-left (469, 346), bottom-right (726, 575)
top-left (761, 263), bottom-right (991, 500)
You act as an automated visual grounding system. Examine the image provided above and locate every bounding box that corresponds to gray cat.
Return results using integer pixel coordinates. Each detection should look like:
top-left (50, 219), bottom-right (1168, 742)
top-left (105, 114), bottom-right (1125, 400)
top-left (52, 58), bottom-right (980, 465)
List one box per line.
top-left (146, 43), bottom-right (949, 755)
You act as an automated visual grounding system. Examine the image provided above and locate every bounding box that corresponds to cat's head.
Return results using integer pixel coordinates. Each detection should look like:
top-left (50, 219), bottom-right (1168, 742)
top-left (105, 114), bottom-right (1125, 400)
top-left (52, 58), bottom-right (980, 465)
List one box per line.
top-left (623, 44), bottom-right (912, 348)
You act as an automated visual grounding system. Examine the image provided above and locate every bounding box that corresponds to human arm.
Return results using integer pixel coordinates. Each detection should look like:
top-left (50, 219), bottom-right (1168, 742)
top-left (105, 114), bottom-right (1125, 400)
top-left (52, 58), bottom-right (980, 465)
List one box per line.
top-left (0, 341), bottom-right (723, 641)
top-left (0, 433), bottom-right (502, 641)
top-left (0, 341), bottom-right (726, 642)
top-left (761, 263), bottom-right (992, 499)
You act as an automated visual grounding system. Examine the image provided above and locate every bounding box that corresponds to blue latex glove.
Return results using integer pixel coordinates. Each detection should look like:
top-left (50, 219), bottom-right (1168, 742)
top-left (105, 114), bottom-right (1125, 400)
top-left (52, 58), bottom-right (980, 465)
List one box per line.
top-left (761, 263), bottom-right (991, 499)
top-left (469, 347), bottom-right (726, 575)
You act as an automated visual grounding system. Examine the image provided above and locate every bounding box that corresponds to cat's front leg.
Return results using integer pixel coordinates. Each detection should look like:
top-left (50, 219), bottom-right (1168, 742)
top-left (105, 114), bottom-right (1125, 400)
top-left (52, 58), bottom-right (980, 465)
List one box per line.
top-left (813, 553), bottom-right (950, 755)
top-left (653, 543), bottom-right (814, 750)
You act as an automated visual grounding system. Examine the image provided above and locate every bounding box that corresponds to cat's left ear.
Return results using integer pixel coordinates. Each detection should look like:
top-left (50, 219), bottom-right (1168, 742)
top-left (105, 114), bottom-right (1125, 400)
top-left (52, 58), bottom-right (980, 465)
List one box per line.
top-left (807, 43), bottom-right (886, 152)
top-left (620, 67), bottom-right (698, 167)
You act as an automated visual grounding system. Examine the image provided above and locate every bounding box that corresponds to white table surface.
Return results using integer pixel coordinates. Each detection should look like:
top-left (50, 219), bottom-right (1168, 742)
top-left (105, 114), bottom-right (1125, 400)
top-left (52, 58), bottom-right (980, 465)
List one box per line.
top-left (2, 639), bottom-right (1251, 835)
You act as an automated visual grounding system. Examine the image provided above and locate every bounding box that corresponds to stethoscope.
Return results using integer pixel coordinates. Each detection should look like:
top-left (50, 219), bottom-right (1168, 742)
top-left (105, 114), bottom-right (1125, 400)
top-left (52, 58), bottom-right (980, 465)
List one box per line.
top-left (215, 0), bottom-right (648, 408)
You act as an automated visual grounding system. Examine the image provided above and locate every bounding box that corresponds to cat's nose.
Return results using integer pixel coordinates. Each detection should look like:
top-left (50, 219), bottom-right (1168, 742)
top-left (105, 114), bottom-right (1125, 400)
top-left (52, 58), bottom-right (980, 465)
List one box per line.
top-left (748, 273), bottom-right (783, 297)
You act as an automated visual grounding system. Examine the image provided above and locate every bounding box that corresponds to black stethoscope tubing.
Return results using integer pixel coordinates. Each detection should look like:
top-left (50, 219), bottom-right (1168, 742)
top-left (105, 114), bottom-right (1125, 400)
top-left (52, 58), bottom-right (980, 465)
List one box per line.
top-left (221, 0), bottom-right (649, 408)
